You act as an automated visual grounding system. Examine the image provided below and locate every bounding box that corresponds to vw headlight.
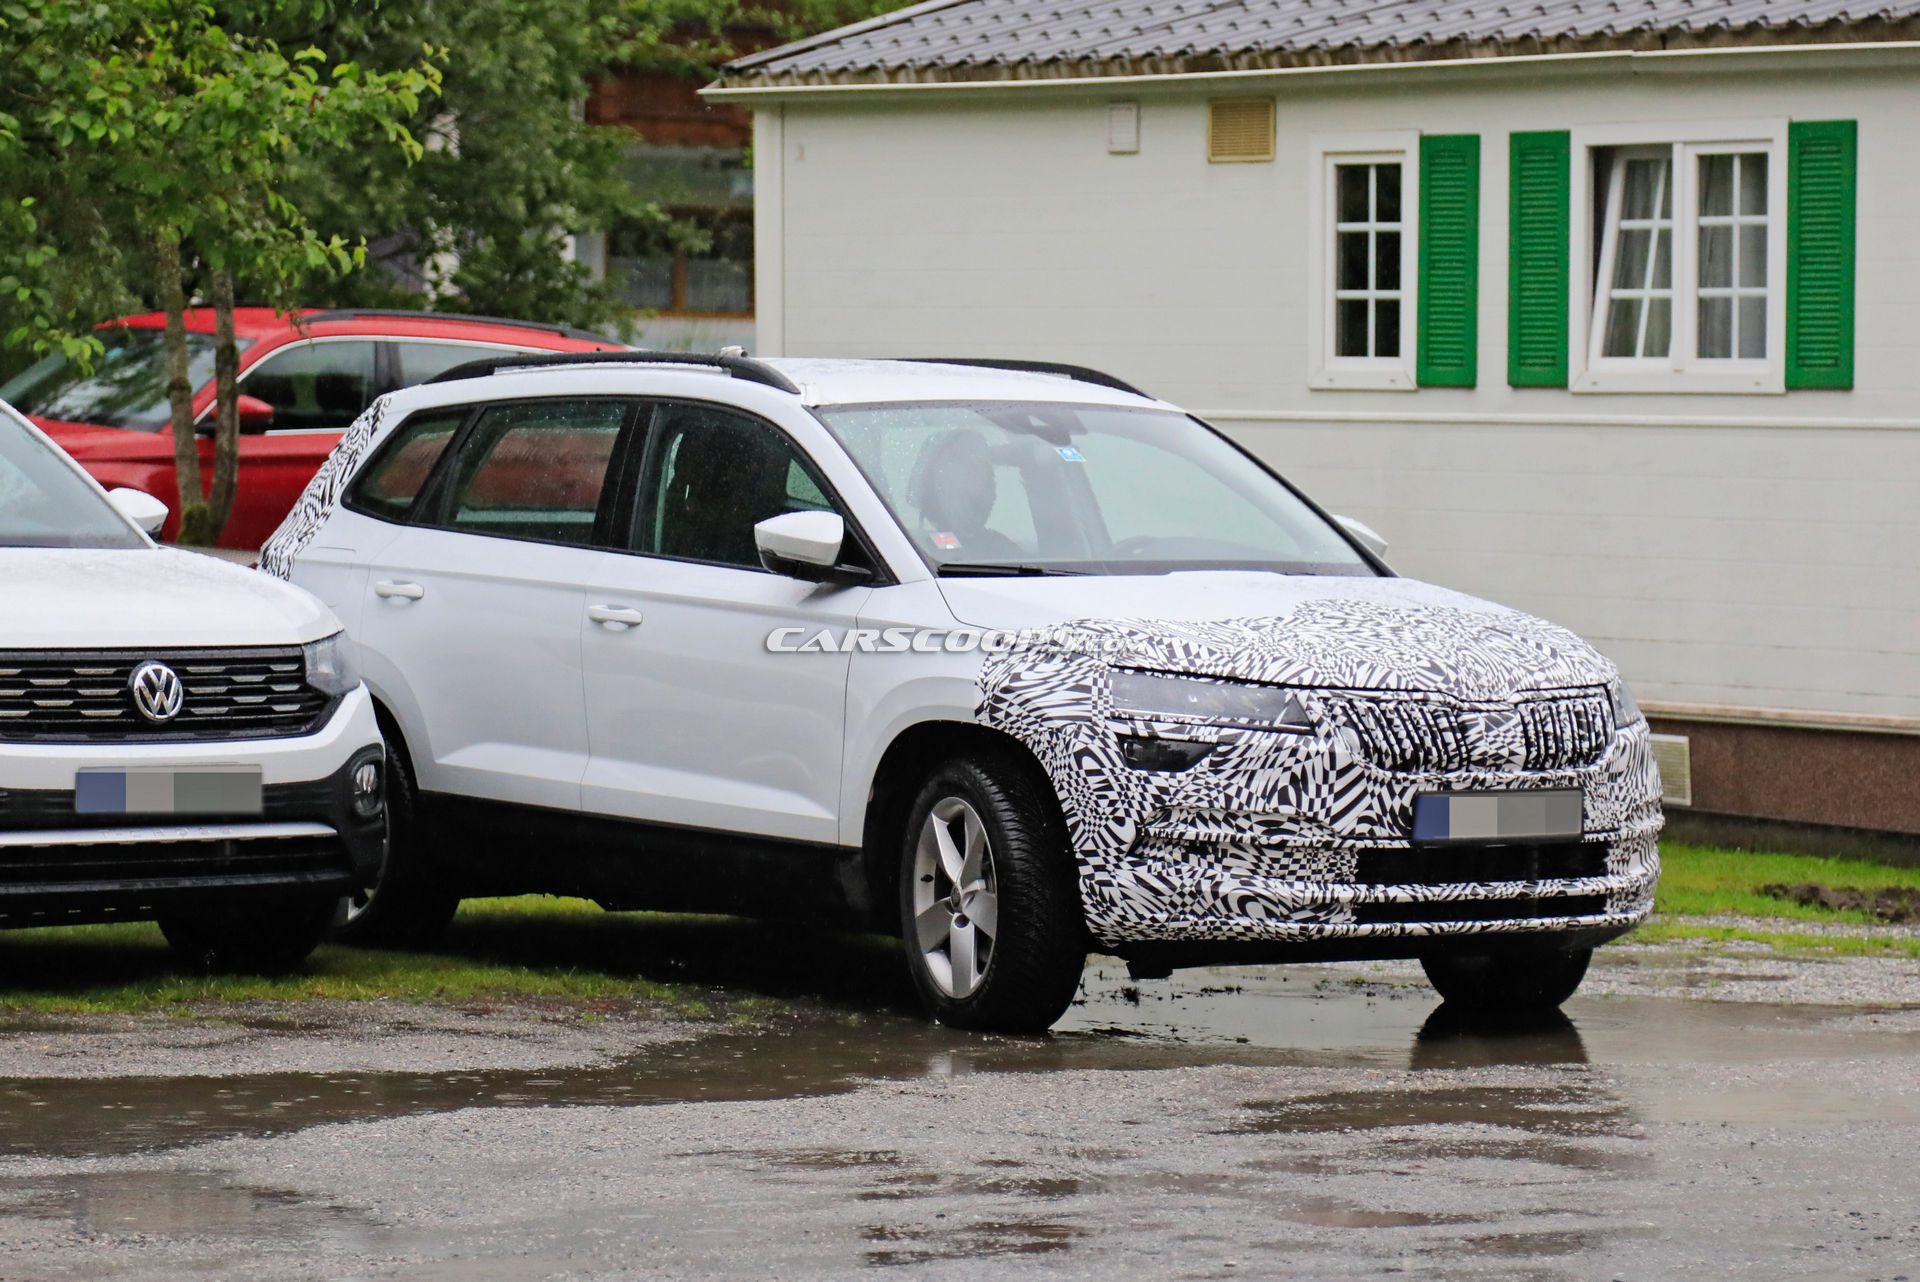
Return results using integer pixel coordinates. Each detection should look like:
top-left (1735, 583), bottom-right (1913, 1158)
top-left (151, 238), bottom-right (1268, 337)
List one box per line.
top-left (1110, 669), bottom-right (1312, 732)
top-left (304, 631), bottom-right (360, 698)
top-left (1610, 678), bottom-right (1643, 730)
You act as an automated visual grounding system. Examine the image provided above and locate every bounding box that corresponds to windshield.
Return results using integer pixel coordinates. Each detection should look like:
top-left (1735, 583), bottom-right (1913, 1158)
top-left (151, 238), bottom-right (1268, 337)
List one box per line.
top-left (0, 409), bottom-right (145, 548)
top-left (816, 401), bottom-right (1377, 577)
top-left (0, 328), bottom-right (251, 432)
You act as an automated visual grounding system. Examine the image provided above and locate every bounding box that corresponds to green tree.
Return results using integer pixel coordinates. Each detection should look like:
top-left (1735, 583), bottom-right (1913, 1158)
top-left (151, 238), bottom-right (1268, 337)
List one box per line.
top-left (226, 0), bottom-right (903, 331)
top-left (0, 1), bottom-right (437, 543)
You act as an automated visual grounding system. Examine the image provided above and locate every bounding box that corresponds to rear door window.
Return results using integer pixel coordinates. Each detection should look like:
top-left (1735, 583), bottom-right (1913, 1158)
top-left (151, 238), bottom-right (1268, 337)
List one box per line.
top-left (431, 400), bottom-right (629, 547)
top-left (391, 341), bottom-right (517, 386)
top-left (244, 340), bottom-right (378, 432)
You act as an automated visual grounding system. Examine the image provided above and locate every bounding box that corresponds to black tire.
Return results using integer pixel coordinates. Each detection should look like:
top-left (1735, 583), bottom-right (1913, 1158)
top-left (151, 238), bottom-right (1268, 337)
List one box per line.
top-left (332, 728), bottom-right (459, 948)
top-left (160, 894), bottom-right (337, 974)
top-left (1420, 946), bottom-right (1593, 1012)
top-left (898, 752), bottom-right (1087, 1033)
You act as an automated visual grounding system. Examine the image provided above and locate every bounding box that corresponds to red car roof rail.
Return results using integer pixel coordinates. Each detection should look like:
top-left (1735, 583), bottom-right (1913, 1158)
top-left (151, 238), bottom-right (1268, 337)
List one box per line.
top-left (423, 350), bottom-right (804, 396)
top-left (301, 308), bottom-right (624, 347)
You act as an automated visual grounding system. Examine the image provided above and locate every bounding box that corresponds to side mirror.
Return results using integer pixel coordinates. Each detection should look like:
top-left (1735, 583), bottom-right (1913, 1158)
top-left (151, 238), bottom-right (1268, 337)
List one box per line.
top-left (1335, 514), bottom-right (1389, 560)
top-left (236, 394), bottom-right (276, 433)
top-left (108, 487), bottom-right (169, 535)
top-left (756, 510), bottom-right (864, 583)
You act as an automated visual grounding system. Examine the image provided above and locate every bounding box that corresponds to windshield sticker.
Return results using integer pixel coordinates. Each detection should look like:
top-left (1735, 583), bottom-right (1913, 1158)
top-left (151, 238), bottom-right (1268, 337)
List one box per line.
top-left (932, 531), bottom-right (961, 550)
top-left (1055, 446), bottom-right (1085, 462)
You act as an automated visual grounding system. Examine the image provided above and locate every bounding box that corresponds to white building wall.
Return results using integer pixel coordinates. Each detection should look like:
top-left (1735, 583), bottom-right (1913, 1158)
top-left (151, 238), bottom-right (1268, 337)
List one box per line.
top-left (747, 53), bottom-right (1920, 723)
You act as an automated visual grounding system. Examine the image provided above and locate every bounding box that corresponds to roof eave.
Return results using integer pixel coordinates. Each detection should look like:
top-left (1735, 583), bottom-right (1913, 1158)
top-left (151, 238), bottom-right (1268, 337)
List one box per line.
top-left (703, 21), bottom-right (1920, 100)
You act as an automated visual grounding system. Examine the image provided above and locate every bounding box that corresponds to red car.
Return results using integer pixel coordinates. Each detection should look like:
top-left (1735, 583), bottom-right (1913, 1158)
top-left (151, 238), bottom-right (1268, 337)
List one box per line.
top-left (2, 308), bottom-right (625, 548)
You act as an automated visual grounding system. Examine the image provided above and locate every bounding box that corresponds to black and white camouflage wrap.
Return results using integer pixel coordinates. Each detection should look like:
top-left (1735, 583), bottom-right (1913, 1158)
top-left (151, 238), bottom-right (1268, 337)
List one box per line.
top-left (258, 395), bottom-right (394, 580)
top-left (976, 598), bottom-right (1663, 949)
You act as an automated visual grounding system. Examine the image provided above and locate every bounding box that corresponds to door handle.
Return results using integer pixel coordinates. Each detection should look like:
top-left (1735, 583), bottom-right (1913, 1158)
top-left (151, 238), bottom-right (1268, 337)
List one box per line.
top-left (374, 580), bottom-right (426, 601)
top-left (587, 604), bottom-right (645, 630)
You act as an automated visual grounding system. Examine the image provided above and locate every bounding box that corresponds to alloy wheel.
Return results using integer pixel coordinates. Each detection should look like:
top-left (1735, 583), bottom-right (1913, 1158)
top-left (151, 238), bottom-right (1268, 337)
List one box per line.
top-left (911, 796), bottom-right (1000, 999)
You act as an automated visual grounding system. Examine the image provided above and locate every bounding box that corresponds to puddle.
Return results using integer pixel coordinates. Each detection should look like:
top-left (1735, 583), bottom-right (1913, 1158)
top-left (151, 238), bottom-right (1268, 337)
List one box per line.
top-left (0, 1169), bottom-right (376, 1243)
top-left (2, 958), bottom-right (1917, 1166)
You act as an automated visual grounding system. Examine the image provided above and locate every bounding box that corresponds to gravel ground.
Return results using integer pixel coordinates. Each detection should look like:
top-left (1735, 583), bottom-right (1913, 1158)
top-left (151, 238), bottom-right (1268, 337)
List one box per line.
top-left (0, 937), bottom-right (1916, 1280)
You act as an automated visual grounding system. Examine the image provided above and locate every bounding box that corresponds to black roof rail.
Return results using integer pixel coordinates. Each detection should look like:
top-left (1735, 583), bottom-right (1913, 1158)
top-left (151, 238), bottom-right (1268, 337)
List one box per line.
top-left (423, 350), bottom-right (803, 395)
top-left (906, 358), bottom-right (1150, 399)
top-left (301, 308), bottom-right (625, 347)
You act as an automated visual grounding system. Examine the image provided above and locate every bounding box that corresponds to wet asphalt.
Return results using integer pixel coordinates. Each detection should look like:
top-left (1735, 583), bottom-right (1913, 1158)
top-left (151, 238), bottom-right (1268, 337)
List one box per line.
top-left (1, 924), bottom-right (1917, 1280)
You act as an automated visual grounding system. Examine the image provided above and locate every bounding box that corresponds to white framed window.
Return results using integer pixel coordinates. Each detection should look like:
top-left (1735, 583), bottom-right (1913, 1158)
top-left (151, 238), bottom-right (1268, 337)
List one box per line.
top-left (1569, 120), bottom-right (1786, 393)
top-left (1309, 132), bottom-right (1417, 390)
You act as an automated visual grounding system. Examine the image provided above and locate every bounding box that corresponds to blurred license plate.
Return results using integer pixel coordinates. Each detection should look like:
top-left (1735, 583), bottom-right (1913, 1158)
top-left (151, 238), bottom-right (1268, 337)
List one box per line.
top-left (75, 767), bottom-right (263, 817)
top-left (1412, 789), bottom-right (1582, 843)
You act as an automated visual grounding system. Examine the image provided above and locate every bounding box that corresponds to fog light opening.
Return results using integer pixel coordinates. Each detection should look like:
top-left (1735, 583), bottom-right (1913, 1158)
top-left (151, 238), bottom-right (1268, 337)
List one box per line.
top-left (350, 753), bottom-right (386, 820)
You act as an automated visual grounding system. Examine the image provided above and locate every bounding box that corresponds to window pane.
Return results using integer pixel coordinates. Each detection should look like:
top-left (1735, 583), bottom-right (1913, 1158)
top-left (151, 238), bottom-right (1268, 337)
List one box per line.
top-left (1375, 231), bottom-right (1401, 291)
top-left (1336, 300), bottom-right (1369, 357)
top-left (1700, 155), bottom-right (1735, 217)
top-left (1652, 229), bottom-right (1672, 288)
top-left (350, 411), bottom-right (464, 523)
top-left (1700, 225), bottom-right (1734, 288)
top-left (1738, 296), bottom-right (1767, 359)
top-left (1375, 299), bottom-right (1401, 358)
top-left (0, 330), bottom-right (249, 434)
top-left (1337, 165), bottom-right (1370, 223)
top-left (1337, 232), bottom-right (1369, 290)
top-left (1613, 229), bottom-right (1654, 288)
top-left (1602, 298), bottom-right (1643, 358)
top-left (443, 401), bottom-right (624, 546)
top-left (1738, 223), bottom-right (1767, 287)
top-left (1645, 298), bottom-right (1672, 359)
top-left (609, 257), bottom-right (675, 310)
top-left (638, 404), bottom-right (835, 569)
top-left (244, 341), bottom-right (377, 433)
top-left (1739, 153), bottom-right (1768, 215)
top-left (1622, 158), bottom-right (1667, 219)
top-left (394, 343), bottom-right (498, 387)
top-left (1376, 165), bottom-right (1402, 223)
top-left (1698, 297), bottom-right (1733, 359)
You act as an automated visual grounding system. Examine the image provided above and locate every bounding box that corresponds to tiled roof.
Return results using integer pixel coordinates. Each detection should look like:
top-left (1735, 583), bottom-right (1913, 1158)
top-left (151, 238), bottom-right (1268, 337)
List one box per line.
top-left (724, 0), bottom-right (1920, 83)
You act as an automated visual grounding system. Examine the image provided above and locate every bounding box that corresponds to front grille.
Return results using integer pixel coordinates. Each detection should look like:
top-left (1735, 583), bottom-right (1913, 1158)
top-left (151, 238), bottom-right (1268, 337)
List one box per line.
top-left (0, 649), bottom-right (330, 743)
top-left (0, 832), bottom-right (349, 892)
top-left (1355, 895), bottom-right (1608, 925)
top-left (1316, 688), bottom-right (1612, 774)
top-left (1356, 842), bottom-right (1607, 887)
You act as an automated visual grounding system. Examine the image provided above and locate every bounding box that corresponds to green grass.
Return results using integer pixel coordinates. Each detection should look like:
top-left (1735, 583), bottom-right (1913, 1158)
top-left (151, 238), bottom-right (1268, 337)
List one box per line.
top-left (1653, 842), bottom-right (1920, 924)
top-left (0, 897), bottom-right (696, 1015)
top-left (0, 895), bottom-right (911, 1017)
top-left (1637, 842), bottom-right (1920, 958)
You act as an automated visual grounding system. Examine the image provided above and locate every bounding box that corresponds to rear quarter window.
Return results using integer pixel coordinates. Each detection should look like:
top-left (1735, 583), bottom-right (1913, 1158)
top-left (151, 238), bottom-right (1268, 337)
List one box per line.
top-left (345, 409), bottom-right (467, 523)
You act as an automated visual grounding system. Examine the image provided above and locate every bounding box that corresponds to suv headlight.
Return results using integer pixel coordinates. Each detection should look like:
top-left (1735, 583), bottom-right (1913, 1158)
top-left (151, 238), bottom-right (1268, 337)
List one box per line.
top-left (1610, 679), bottom-right (1643, 730)
top-left (1110, 669), bottom-right (1312, 732)
top-left (305, 631), bottom-right (360, 698)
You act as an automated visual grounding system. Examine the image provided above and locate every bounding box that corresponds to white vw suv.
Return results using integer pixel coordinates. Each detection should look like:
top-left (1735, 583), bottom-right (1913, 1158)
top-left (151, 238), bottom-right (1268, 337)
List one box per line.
top-left (0, 402), bottom-right (384, 970)
top-left (264, 353), bottom-right (1661, 1031)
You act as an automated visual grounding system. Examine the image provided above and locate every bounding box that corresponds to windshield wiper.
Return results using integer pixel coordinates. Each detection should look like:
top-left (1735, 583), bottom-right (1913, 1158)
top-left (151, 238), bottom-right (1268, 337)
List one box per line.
top-left (935, 562), bottom-right (1084, 578)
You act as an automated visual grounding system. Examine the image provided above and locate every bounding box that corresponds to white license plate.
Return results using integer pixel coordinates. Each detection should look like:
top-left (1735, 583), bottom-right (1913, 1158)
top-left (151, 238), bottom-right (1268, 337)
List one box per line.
top-left (1412, 789), bottom-right (1583, 843)
top-left (75, 767), bottom-right (264, 817)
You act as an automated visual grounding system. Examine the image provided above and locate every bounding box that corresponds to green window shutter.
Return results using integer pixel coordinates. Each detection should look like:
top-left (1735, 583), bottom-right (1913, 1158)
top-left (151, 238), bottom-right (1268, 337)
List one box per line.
top-left (1787, 120), bottom-right (1857, 390)
top-left (1417, 134), bottom-right (1480, 387)
top-left (1508, 130), bottom-right (1570, 387)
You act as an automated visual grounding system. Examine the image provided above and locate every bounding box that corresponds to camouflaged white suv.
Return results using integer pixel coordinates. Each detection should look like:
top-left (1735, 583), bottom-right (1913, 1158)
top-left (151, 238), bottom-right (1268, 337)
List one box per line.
top-left (263, 352), bottom-right (1662, 1032)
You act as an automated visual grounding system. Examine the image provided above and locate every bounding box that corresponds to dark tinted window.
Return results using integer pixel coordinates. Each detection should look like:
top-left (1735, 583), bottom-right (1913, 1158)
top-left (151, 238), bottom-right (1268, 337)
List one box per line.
top-left (634, 403), bottom-right (836, 569)
top-left (244, 341), bottom-right (377, 432)
top-left (436, 401), bottom-right (625, 547)
top-left (347, 410), bottom-right (466, 523)
top-left (392, 341), bottom-right (514, 386)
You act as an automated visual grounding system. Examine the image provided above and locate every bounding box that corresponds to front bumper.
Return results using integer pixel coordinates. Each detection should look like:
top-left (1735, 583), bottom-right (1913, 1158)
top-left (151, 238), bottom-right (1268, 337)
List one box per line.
top-left (0, 687), bottom-right (384, 928)
top-left (1054, 715), bottom-right (1663, 953)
